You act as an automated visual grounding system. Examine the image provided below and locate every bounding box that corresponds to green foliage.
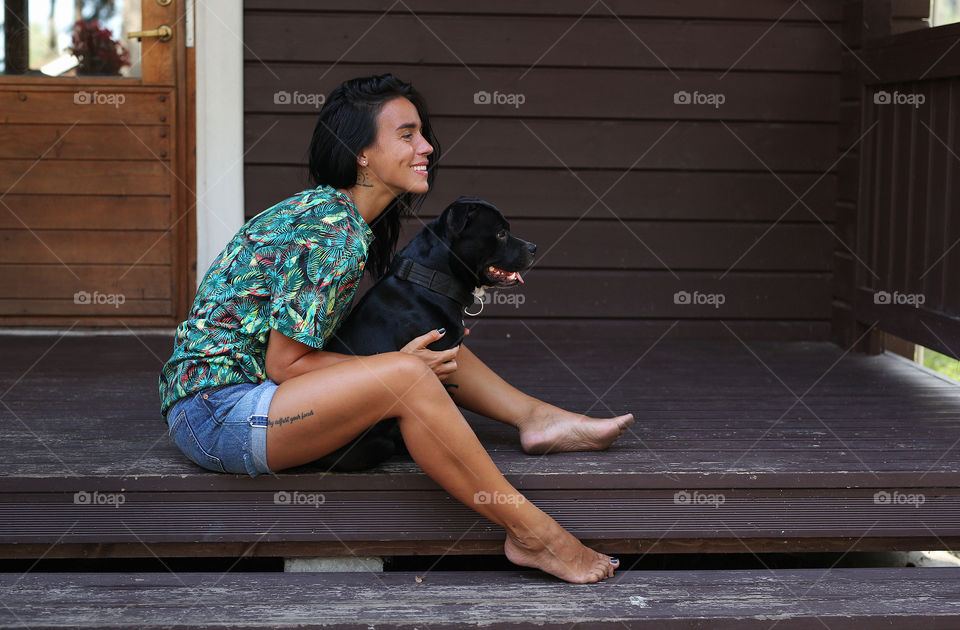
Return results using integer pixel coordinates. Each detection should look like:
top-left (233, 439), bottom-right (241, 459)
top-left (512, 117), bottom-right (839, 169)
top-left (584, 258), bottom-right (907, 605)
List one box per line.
top-left (920, 347), bottom-right (960, 382)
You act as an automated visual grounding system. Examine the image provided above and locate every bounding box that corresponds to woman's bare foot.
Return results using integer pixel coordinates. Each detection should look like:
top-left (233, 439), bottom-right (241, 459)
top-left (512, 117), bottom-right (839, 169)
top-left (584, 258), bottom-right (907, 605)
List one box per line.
top-left (504, 523), bottom-right (619, 583)
top-left (519, 404), bottom-right (634, 455)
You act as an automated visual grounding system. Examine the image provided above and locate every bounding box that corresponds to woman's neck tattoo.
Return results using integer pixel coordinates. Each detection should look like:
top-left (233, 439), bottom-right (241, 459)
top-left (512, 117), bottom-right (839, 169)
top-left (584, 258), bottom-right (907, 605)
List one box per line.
top-left (357, 169), bottom-right (374, 188)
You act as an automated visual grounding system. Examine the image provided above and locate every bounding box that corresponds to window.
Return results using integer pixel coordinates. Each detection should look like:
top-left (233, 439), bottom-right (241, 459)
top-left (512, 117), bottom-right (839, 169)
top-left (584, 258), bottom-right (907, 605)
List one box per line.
top-left (1, 0), bottom-right (141, 77)
top-left (932, 0), bottom-right (960, 26)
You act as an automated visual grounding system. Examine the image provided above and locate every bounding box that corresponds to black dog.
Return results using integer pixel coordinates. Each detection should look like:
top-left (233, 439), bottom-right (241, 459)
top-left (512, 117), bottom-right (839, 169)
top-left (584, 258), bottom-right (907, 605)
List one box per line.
top-left (316, 196), bottom-right (536, 471)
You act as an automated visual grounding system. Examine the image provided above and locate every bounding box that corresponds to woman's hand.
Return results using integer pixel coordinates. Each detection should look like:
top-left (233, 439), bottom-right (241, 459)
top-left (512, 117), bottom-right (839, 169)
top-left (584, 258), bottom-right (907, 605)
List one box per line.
top-left (401, 328), bottom-right (460, 382)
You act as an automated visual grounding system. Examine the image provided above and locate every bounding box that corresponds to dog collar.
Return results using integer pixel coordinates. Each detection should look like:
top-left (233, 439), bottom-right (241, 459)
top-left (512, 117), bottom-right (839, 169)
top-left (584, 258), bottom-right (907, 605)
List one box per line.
top-left (392, 257), bottom-right (477, 309)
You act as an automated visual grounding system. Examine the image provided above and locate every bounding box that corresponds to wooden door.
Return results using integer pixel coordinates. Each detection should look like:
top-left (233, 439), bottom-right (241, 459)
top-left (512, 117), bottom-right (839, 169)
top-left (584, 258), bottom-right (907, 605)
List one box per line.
top-left (0, 0), bottom-right (194, 327)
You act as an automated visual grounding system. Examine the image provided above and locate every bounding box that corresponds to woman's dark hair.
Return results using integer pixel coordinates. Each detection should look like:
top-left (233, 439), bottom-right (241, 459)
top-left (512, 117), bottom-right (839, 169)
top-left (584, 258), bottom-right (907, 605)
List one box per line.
top-left (308, 73), bottom-right (440, 279)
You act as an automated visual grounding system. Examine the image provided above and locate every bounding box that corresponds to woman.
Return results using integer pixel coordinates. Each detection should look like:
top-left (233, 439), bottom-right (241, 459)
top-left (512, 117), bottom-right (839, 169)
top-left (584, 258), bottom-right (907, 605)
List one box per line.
top-left (159, 74), bottom-right (634, 583)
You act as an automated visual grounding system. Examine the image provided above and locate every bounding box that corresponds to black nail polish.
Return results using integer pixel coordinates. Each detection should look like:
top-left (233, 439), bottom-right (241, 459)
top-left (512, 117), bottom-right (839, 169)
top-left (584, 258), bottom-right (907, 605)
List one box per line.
top-left (437, 327), bottom-right (445, 334)
top-left (610, 557), bottom-right (619, 564)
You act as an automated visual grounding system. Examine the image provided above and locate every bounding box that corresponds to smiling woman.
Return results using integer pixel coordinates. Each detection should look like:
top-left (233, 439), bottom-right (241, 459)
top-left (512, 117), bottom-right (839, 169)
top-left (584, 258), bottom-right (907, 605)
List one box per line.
top-left (159, 73), bottom-right (633, 584)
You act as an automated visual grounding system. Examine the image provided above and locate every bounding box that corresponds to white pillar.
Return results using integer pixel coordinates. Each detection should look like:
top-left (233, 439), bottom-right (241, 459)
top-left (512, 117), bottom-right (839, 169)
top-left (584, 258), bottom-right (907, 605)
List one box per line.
top-left (194, 1), bottom-right (245, 285)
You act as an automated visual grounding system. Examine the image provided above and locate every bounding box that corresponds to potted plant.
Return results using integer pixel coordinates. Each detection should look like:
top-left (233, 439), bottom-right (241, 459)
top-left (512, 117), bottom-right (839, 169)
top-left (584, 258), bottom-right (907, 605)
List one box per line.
top-left (67, 20), bottom-right (131, 76)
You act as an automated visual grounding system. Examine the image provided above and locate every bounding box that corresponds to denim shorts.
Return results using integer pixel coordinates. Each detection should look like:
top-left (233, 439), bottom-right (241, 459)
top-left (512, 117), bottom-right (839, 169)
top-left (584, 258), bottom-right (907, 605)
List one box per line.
top-left (165, 379), bottom-right (278, 478)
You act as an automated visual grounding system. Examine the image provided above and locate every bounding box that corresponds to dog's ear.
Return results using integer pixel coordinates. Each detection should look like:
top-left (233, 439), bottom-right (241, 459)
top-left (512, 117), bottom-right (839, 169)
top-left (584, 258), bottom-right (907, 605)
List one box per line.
top-left (445, 200), bottom-right (476, 236)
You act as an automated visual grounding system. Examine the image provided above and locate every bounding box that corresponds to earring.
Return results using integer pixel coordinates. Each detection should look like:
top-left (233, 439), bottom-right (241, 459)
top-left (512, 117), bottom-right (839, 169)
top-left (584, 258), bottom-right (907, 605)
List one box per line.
top-left (361, 159), bottom-right (367, 166)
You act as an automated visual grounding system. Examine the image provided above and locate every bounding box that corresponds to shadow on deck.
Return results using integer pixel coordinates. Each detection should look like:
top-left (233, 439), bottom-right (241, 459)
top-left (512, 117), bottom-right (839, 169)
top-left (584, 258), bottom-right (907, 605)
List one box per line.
top-left (2, 333), bottom-right (959, 559)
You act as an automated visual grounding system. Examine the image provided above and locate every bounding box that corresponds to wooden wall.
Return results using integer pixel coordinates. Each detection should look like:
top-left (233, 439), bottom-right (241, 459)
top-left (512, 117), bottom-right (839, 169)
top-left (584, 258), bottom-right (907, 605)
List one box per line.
top-left (0, 83), bottom-right (184, 327)
top-left (835, 1), bottom-right (960, 358)
top-left (241, 1), bottom-right (923, 340)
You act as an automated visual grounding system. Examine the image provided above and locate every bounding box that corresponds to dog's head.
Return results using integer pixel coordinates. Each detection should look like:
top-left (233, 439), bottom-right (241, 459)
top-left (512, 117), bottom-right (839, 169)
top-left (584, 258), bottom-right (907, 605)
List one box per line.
top-left (440, 196), bottom-right (536, 289)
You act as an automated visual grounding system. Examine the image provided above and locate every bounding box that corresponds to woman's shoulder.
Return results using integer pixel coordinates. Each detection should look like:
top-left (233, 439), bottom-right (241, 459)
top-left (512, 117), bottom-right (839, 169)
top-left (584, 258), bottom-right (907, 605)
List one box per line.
top-left (251, 185), bottom-right (357, 227)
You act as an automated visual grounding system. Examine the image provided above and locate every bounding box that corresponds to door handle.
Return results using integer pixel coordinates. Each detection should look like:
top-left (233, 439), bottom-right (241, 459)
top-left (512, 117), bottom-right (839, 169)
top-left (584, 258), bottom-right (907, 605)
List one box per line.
top-left (128, 25), bottom-right (173, 42)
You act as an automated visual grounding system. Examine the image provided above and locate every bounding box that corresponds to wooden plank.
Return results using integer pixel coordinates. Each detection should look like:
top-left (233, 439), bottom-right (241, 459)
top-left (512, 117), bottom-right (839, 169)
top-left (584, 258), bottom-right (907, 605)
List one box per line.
top-left (2, 569), bottom-right (960, 629)
top-left (462, 271), bottom-right (831, 318)
top-left (4, 535), bottom-right (959, 559)
top-left (0, 264), bottom-right (172, 299)
top-left (2, 489), bottom-right (960, 545)
top-left (0, 299), bottom-right (173, 317)
top-left (246, 66), bottom-right (841, 121)
top-left (921, 80), bottom-right (952, 313)
top-left (244, 167), bottom-right (838, 223)
top-left (838, 102), bottom-right (861, 149)
top-left (463, 318), bottom-right (831, 342)
top-left (246, 0), bottom-right (844, 20)
top-left (892, 0), bottom-right (932, 18)
top-left (5, 336), bottom-right (959, 489)
top-left (854, 288), bottom-right (960, 358)
top-left (943, 80), bottom-right (960, 316)
top-left (0, 195), bottom-right (170, 230)
top-left (0, 124), bottom-right (169, 161)
top-left (245, 117), bottom-right (839, 171)
top-left (242, 15), bottom-right (842, 71)
top-left (0, 88), bottom-right (171, 125)
top-left (891, 18), bottom-right (931, 34)
top-left (0, 160), bottom-right (171, 195)
top-left (395, 219), bottom-right (834, 271)
top-left (835, 201), bottom-right (856, 249)
top-left (0, 230), bottom-right (171, 264)
top-left (832, 252), bottom-right (854, 299)
top-left (860, 22), bottom-right (960, 83)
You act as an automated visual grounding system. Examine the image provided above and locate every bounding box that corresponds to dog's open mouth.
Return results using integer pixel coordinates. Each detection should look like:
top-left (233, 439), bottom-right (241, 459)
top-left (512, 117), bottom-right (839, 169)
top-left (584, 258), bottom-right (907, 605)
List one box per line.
top-left (484, 265), bottom-right (524, 287)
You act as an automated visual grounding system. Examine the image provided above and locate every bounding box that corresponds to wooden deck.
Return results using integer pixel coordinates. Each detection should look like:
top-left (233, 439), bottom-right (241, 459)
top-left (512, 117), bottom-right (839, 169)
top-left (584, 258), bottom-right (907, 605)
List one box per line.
top-left (3, 568), bottom-right (960, 629)
top-left (2, 332), bottom-right (960, 558)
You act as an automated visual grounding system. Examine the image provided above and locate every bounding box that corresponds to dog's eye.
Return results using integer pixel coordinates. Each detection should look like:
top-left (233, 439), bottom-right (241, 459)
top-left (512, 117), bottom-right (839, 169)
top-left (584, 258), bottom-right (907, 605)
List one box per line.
top-left (497, 230), bottom-right (507, 239)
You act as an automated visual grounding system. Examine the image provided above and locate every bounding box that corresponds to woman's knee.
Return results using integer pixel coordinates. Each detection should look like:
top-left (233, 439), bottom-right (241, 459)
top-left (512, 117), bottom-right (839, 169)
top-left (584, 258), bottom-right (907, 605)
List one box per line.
top-left (383, 351), bottom-right (430, 379)
top-left (381, 351), bottom-right (448, 398)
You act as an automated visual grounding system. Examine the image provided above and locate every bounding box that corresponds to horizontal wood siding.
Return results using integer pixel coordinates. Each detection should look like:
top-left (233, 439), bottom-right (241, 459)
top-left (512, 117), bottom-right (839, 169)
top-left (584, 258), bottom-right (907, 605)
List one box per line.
top-left (0, 85), bottom-right (178, 326)
top-left (243, 1), bottom-right (862, 338)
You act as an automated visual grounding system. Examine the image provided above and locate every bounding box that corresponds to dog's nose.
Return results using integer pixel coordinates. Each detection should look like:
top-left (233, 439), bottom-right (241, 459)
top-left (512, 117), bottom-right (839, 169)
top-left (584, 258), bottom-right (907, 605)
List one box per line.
top-left (527, 242), bottom-right (537, 254)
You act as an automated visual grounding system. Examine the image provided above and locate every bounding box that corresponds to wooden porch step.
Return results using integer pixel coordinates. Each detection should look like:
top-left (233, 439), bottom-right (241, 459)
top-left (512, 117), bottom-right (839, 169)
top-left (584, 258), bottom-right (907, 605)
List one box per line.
top-left (4, 335), bottom-right (960, 557)
top-left (2, 568), bottom-right (960, 629)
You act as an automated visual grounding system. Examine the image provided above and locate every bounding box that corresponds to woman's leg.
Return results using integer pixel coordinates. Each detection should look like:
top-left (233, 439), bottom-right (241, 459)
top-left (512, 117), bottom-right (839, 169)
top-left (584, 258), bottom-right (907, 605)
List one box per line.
top-left (443, 344), bottom-right (634, 455)
top-left (265, 351), bottom-right (619, 583)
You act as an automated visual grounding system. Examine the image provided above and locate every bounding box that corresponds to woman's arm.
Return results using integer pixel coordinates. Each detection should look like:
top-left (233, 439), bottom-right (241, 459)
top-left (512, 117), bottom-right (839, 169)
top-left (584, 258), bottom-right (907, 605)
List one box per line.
top-left (265, 328), bottom-right (356, 384)
top-left (266, 326), bottom-right (463, 385)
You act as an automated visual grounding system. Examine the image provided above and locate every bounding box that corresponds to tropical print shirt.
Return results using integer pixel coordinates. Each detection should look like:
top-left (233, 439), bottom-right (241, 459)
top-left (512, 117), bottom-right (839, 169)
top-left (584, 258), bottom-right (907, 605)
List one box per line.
top-left (158, 185), bottom-right (373, 418)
